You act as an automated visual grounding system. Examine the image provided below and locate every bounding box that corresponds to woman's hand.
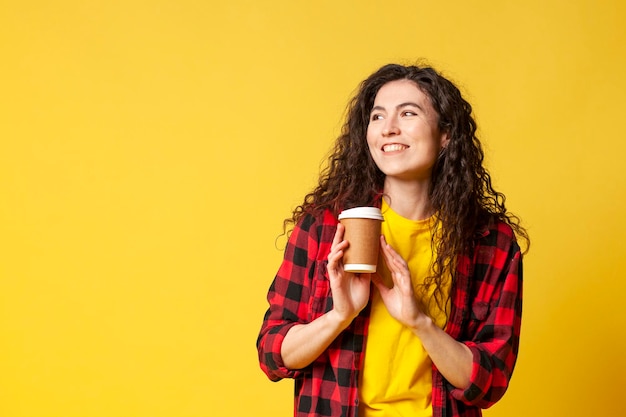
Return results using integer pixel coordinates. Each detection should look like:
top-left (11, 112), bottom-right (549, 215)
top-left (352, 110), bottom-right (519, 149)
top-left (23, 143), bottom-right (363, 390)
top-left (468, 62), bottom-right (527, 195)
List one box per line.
top-left (280, 223), bottom-right (371, 370)
top-left (372, 235), bottom-right (429, 330)
top-left (326, 223), bottom-right (372, 325)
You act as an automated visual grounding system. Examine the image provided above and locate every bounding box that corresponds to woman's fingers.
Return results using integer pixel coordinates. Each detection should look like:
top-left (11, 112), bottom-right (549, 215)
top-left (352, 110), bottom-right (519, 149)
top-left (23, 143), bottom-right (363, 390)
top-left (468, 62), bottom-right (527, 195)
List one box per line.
top-left (328, 224), bottom-right (349, 273)
top-left (371, 273), bottom-right (390, 296)
top-left (379, 235), bottom-right (412, 291)
top-left (380, 235), bottom-right (399, 263)
top-left (380, 235), bottom-right (402, 272)
top-left (332, 223), bottom-right (345, 247)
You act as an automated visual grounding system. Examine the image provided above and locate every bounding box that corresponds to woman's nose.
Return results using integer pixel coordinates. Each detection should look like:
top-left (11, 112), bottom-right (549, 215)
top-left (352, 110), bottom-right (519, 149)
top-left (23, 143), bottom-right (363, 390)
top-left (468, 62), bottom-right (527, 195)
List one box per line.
top-left (382, 120), bottom-right (400, 136)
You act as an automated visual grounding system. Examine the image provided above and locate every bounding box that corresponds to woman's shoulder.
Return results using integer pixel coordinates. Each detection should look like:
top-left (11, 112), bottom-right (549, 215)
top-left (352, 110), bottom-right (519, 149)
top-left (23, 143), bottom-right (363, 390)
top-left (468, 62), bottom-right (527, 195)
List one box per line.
top-left (476, 215), bottom-right (518, 248)
top-left (292, 209), bottom-right (338, 243)
top-left (287, 209), bottom-right (338, 260)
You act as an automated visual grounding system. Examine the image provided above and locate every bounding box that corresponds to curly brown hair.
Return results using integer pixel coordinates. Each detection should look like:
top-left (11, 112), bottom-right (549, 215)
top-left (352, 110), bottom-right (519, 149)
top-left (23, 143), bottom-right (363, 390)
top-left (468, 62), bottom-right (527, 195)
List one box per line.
top-left (285, 63), bottom-right (529, 311)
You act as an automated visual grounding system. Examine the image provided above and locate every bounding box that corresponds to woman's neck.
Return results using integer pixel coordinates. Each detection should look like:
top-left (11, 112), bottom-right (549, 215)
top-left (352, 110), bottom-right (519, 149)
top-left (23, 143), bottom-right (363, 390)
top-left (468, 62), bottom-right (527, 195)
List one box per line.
top-left (382, 178), bottom-right (433, 221)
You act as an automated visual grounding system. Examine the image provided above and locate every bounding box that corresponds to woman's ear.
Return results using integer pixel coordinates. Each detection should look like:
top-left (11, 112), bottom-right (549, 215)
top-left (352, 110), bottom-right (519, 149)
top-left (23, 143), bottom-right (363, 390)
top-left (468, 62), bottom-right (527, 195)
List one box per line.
top-left (440, 132), bottom-right (449, 149)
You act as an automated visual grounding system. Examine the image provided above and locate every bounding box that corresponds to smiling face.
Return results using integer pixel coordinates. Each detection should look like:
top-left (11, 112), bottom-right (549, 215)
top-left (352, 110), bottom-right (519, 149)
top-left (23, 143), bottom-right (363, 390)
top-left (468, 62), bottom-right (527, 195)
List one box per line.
top-left (366, 79), bottom-right (448, 184)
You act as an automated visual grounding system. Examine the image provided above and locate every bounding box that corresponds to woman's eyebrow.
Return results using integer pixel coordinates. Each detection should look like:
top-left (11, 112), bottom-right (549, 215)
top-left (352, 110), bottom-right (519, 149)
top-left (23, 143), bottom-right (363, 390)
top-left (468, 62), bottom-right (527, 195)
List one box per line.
top-left (396, 101), bottom-right (423, 111)
top-left (371, 105), bottom-right (385, 113)
top-left (370, 102), bottom-right (424, 113)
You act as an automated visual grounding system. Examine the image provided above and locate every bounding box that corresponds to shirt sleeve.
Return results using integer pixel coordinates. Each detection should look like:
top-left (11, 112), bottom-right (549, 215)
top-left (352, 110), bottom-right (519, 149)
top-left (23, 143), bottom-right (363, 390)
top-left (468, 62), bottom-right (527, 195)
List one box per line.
top-left (450, 222), bottom-right (524, 408)
top-left (256, 213), bottom-right (322, 381)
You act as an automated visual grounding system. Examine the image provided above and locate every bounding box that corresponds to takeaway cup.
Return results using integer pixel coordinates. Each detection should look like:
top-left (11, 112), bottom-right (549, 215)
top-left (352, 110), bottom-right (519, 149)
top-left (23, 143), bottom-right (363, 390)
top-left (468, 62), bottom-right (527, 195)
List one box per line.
top-left (337, 207), bottom-right (384, 273)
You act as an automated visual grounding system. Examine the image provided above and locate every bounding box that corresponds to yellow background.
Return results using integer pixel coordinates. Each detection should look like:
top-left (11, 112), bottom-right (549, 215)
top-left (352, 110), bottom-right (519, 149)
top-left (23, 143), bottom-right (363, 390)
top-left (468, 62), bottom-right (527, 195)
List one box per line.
top-left (1, 1), bottom-right (625, 416)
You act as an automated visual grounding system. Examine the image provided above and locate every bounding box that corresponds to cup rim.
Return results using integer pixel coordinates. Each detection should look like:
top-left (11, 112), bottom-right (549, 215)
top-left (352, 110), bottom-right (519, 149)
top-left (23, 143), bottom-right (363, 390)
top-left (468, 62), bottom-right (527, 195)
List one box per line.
top-left (337, 206), bottom-right (384, 221)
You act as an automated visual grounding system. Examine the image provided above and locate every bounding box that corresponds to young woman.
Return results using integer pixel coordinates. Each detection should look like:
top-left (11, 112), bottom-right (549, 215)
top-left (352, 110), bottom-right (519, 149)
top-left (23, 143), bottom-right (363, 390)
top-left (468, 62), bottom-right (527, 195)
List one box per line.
top-left (257, 63), bottom-right (528, 417)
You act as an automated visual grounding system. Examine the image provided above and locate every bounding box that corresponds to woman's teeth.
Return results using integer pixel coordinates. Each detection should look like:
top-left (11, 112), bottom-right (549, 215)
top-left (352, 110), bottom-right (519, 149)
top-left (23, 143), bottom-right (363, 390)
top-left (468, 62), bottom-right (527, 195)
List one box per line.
top-left (383, 144), bottom-right (407, 152)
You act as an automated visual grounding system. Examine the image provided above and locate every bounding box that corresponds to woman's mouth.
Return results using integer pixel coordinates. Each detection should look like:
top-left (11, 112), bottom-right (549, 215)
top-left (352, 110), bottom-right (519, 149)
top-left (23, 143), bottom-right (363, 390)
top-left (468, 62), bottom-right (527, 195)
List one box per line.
top-left (382, 144), bottom-right (408, 152)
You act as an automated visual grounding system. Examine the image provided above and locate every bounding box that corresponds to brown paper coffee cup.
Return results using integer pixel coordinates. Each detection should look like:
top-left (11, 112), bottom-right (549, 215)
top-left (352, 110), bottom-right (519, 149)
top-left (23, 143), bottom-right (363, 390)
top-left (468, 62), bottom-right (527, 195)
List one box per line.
top-left (338, 207), bottom-right (384, 273)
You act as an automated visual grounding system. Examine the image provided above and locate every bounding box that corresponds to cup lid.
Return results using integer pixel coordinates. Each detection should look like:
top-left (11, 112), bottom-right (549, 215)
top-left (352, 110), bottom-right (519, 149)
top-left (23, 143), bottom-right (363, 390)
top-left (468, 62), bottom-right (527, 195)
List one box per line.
top-left (338, 207), bottom-right (384, 221)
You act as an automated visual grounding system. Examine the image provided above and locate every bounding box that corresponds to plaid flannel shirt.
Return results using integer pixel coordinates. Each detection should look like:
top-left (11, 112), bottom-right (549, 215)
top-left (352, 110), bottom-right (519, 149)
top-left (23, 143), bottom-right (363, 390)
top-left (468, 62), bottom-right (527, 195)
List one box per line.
top-left (257, 208), bottom-right (523, 417)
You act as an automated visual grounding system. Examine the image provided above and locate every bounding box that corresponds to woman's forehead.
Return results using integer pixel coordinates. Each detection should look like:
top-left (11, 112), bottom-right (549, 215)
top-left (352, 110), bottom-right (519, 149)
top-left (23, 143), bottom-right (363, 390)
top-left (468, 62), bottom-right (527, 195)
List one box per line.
top-left (372, 79), bottom-right (436, 113)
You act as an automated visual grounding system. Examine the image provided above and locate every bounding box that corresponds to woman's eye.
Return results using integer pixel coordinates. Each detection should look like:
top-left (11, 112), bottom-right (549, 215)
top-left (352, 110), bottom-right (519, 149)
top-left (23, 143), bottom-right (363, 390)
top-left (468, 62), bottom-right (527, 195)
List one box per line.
top-left (402, 110), bottom-right (417, 117)
top-left (371, 114), bottom-right (384, 121)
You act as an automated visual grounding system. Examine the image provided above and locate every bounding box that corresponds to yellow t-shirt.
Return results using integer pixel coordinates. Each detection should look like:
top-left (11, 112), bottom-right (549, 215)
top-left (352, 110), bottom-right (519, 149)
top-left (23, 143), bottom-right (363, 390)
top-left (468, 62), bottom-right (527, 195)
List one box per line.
top-left (359, 200), bottom-right (450, 417)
